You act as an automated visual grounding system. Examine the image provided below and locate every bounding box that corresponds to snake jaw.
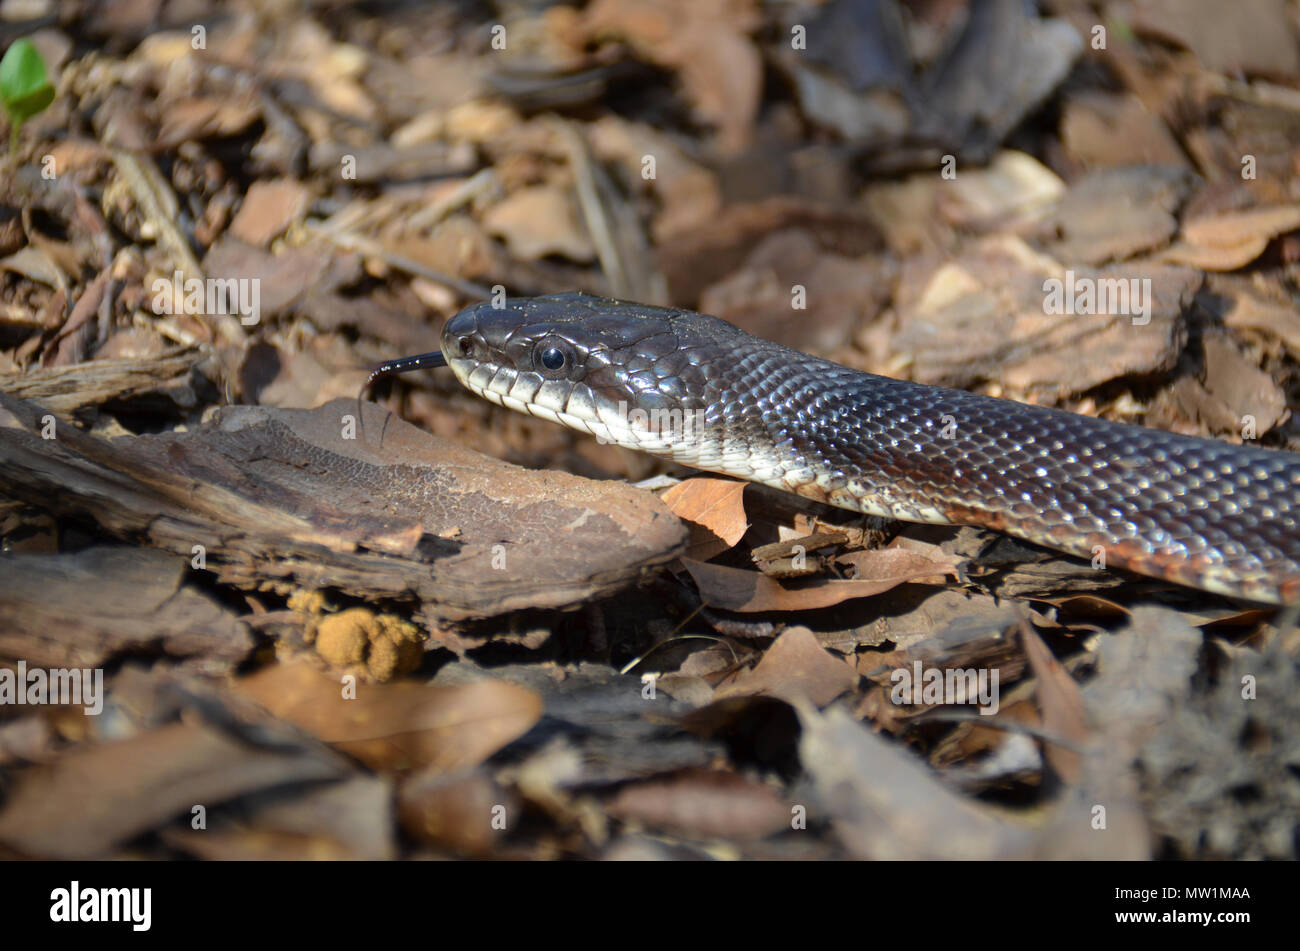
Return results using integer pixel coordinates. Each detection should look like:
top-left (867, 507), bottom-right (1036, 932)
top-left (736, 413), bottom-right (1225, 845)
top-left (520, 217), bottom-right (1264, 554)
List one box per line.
top-left (433, 293), bottom-right (1300, 605)
top-left (440, 295), bottom-right (722, 456)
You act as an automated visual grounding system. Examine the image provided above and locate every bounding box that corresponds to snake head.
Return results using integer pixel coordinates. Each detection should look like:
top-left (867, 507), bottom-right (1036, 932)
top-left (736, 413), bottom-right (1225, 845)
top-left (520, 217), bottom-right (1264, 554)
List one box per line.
top-left (440, 292), bottom-right (725, 448)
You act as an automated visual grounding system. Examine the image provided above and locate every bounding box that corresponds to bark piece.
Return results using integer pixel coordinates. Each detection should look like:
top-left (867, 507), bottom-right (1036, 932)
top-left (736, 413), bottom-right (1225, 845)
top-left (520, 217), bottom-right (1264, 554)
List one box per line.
top-left (0, 720), bottom-right (349, 859)
top-left (0, 546), bottom-right (252, 671)
top-left (0, 394), bottom-right (686, 619)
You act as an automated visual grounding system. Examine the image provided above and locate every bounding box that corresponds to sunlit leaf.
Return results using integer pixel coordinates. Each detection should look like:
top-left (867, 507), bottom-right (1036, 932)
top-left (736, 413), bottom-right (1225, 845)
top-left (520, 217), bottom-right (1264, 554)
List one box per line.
top-left (0, 39), bottom-right (55, 129)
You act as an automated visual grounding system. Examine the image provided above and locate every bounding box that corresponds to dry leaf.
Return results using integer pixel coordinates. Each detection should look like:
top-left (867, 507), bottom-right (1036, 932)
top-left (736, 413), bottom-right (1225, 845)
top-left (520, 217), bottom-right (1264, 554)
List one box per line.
top-left (581, 0), bottom-right (762, 153)
top-left (399, 767), bottom-right (516, 856)
top-left (1131, 0), bottom-right (1300, 77)
top-left (716, 626), bottom-right (857, 706)
top-left (231, 662), bottom-right (543, 773)
top-left (1158, 205), bottom-right (1300, 270)
top-left (659, 477), bottom-right (748, 560)
top-left (164, 775), bottom-right (395, 860)
top-left (0, 721), bottom-right (347, 859)
top-left (229, 179), bottom-right (313, 247)
top-left (605, 768), bottom-right (790, 839)
top-left (835, 546), bottom-right (966, 586)
top-left (481, 184), bottom-right (595, 262)
top-left (1018, 618), bottom-right (1089, 783)
top-left (798, 704), bottom-right (1034, 859)
top-left (682, 553), bottom-right (957, 613)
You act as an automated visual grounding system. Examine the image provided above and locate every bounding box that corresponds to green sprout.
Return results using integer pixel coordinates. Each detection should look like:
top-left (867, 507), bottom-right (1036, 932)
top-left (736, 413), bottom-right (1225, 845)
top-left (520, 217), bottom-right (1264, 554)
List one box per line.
top-left (0, 38), bottom-right (55, 156)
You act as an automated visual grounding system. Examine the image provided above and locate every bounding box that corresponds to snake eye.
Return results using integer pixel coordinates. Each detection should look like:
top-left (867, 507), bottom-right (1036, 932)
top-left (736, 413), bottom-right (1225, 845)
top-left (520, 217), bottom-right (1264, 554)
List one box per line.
top-left (534, 339), bottom-right (575, 375)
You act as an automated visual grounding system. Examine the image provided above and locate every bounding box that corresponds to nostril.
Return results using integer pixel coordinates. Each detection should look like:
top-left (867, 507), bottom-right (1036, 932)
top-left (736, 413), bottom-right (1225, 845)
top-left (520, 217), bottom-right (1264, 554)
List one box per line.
top-left (457, 336), bottom-right (474, 357)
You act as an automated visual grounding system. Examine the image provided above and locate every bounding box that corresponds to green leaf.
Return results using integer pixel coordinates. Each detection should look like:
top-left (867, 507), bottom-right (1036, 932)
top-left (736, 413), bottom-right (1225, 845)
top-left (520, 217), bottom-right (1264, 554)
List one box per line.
top-left (0, 38), bottom-right (55, 127)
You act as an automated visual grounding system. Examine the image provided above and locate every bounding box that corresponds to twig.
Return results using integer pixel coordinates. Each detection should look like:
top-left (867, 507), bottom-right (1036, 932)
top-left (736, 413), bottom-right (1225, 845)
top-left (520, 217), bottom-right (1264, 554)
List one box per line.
top-left (303, 219), bottom-right (492, 300)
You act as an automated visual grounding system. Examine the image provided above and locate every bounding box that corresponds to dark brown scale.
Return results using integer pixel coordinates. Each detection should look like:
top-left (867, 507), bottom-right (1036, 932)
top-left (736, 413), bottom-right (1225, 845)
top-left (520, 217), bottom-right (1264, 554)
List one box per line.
top-left (388, 292), bottom-right (1300, 605)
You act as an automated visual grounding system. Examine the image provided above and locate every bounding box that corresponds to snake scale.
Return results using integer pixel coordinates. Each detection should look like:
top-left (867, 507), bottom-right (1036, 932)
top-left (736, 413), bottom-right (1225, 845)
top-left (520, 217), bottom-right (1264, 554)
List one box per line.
top-left (368, 293), bottom-right (1300, 605)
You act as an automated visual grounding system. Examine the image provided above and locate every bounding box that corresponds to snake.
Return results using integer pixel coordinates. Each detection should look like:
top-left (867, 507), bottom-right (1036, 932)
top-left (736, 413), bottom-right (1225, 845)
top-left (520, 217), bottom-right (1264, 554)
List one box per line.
top-left (367, 292), bottom-right (1300, 605)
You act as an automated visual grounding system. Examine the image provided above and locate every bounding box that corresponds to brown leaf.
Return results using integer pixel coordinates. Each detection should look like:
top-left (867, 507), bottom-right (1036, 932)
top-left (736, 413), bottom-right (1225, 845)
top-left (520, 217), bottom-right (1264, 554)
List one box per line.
top-left (717, 626), bottom-right (857, 706)
top-left (587, 116), bottom-right (723, 243)
top-left (0, 720), bottom-right (348, 859)
top-left (1034, 606), bottom-right (1200, 860)
top-left (605, 768), bottom-right (790, 839)
top-left (1081, 606), bottom-right (1202, 742)
top-left (229, 179), bottom-right (313, 248)
top-left (659, 477), bottom-right (748, 560)
top-left (1182, 205), bottom-right (1300, 250)
top-left (1149, 330), bottom-right (1288, 437)
top-left (1218, 274), bottom-right (1300, 358)
top-left (202, 238), bottom-right (351, 320)
top-left (892, 241), bottom-right (1197, 399)
top-left (158, 95), bottom-right (261, 147)
top-left (164, 775), bottom-right (396, 860)
top-left (46, 269), bottom-right (109, 367)
top-left (835, 545), bottom-right (966, 586)
top-left (682, 553), bottom-right (956, 613)
top-left (1156, 236), bottom-right (1269, 273)
top-left (1158, 204), bottom-right (1300, 270)
top-left (231, 662), bottom-right (543, 773)
top-left (481, 184), bottom-right (595, 262)
top-left (1131, 0), bottom-right (1300, 77)
top-left (398, 767), bottom-right (518, 856)
top-left (938, 150), bottom-right (1066, 230)
top-left (798, 704), bottom-right (1035, 859)
top-left (1018, 618), bottom-right (1088, 783)
top-left (1044, 165), bottom-right (1190, 265)
top-left (656, 197), bottom-right (882, 303)
top-left (1060, 94), bottom-right (1189, 173)
top-left (0, 245), bottom-right (64, 288)
top-left (700, 231), bottom-right (893, 353)
top-left (581, 0), bottom-right (762, 154)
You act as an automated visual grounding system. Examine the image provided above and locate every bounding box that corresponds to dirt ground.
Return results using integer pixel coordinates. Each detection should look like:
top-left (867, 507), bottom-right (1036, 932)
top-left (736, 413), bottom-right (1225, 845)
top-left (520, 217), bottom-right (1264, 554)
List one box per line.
top-left (0, 0), bottom-right (1298, 860)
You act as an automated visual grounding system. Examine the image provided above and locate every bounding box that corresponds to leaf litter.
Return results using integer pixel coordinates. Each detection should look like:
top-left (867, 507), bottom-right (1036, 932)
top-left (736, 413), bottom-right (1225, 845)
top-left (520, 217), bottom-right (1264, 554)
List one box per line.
top-left (0, 0), bottom-right (1296, 860)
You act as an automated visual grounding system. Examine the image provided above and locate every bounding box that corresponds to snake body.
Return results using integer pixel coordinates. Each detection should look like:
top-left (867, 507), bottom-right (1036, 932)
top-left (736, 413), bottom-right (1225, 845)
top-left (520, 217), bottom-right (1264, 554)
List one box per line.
top-left (436, 292), bottom-right (1300, 604)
